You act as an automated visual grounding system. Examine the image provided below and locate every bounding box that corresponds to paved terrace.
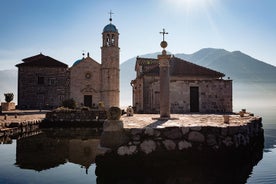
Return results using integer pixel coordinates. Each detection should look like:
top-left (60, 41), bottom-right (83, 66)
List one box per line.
top-left (121, 114), bottom-right (258, 129)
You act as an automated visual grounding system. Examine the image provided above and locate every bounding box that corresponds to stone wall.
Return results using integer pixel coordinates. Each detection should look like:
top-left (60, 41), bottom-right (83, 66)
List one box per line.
top-left (1, 102), bottom-right (16, 111)
top-left (100, 117), bottom-right (263, 157)
top-left (17, 66), bottom-right (69, 109)
top-left (42, 110), bottom-right (107, 128)
top-left (141, 78), bottom-right (232, 113)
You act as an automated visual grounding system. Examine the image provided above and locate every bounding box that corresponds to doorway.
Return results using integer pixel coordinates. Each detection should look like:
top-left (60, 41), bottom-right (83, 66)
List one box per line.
top-left (190, 87), bottom-right (199, 112)
top-left (84, 95), bottom-right (92, 107)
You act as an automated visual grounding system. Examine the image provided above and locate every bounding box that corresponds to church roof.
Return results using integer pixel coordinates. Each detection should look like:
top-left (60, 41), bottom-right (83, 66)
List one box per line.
top-left (16, 54), bottom-right (68, 68)
top-left (103, 23), bottom-right (118, 33)
top-left (136, 56), bottom-right (225, 78)
top-left (72, 58), bottom-right (84, 66)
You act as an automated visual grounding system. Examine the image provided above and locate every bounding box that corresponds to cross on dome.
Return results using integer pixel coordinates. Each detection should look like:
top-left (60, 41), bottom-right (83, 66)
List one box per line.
top-left (109, 10), bottom-right (114, 23)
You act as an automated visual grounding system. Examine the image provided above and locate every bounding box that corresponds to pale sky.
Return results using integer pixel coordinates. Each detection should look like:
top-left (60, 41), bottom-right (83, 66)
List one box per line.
top-left (0, 0), bottom-right (275, 70)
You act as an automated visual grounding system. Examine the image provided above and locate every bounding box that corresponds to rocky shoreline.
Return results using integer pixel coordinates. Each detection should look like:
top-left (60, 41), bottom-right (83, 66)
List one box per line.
top-left (96, 114), bottom-right (264, 178)
top-left (0, 110), bottom-right (45, 143)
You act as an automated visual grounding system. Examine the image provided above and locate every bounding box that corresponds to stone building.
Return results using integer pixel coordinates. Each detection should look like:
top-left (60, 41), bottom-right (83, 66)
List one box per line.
top-left (16, 54), bottom-right (69, 109)
top-left (70, 20), bottom-right (120, 108)
top-left (16, 18), bottom-right (120, 109)
top-left (131, 56), bottom-right (232, 113)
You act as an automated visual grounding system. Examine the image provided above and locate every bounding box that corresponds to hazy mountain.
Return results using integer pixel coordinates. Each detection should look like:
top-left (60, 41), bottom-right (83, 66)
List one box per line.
top-left (175, 48), bottom-right (276, 82)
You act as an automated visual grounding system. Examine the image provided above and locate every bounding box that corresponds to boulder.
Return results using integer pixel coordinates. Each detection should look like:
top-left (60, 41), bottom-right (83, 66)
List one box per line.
top-left (188, 131), bottom-right (205, 143)
top-left (140, 140), bottom-right (156, 154)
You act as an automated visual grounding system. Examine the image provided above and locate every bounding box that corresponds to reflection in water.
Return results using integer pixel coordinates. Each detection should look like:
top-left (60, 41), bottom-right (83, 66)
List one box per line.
top-left (15, 128), bottom-right (100, 173)
top-left (14, 127), bottom-right (265, 184)
top-left (96, 147), bottom-right (263, 184)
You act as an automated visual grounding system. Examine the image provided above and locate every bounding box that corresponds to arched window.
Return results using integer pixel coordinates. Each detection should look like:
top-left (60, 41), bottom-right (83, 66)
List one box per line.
top-left (106, 34), bottom-right (110, 46)
top-left (111, 34), bottom-right (115, 45)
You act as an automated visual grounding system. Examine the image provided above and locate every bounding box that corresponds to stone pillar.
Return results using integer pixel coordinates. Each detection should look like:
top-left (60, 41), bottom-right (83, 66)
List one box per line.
top-left (158, 49), bottom-right (171, 118)
top-left (100, 107), bottom-right (129, 149)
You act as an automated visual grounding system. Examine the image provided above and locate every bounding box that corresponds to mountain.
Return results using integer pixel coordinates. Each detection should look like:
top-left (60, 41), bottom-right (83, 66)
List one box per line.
top-left (175, 48), bottom-right (276, 82)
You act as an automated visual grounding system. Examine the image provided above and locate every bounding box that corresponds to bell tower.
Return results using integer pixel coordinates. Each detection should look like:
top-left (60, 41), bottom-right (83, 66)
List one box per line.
top-left (101, 11), bottom-right (120, 108)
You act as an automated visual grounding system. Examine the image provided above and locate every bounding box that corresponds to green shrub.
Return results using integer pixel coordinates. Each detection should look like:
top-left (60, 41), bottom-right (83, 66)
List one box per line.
top-left (4, 93), bottom-right (14, 103)
top-left (62, 98), bottom-right (76, 109)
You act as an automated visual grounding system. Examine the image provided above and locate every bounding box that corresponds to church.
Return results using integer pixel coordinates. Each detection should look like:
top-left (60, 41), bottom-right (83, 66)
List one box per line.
top-left (131, 56), bottom-right (232, 114)
top-left (16, 17), bottom-right (120, 109)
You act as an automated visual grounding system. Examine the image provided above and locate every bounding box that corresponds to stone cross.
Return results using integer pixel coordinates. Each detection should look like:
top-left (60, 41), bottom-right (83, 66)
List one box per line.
top-left (160, 28), bottom-right (168, 41)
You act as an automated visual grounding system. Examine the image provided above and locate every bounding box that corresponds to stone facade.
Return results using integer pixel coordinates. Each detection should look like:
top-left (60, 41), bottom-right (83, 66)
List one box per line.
top-left (132, 57), bottom-right (232, 113)
top-left (70, 56), bottom-right (101, 107)
top-left (16, 19), bottom-right (120, 109)
top-left (16, 55), bottom-right (69, 109)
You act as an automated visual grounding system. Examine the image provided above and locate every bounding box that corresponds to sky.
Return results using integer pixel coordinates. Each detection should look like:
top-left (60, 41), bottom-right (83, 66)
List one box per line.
top-left (0, 0), bottom-right (276, 70)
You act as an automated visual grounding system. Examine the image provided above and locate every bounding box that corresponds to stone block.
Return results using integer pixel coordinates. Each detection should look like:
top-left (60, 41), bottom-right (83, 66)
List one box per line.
top-left (178, 140), bottom-right (192, 150)
top-left (1, 102), bottom-right (15, 111)
top-left (181, 127), bottom-right (189, 135)
top-left (163, 127), bottom-right (182, 139)
top-left (130, 128), bottom-right (143, 135)
top-left (100, 131), bottom-right (129, 149)
top-left (144, 127), bottom-right (154, 136)
top-left (117, 145), bottom-right (137, 156)
top-left (206, 134), bottom-right (217, 146)
top-left (190, 126), bottom-right (202, 131)
top-left (140, 140), bottom-right (156, 154)
top-left (103, 120), bottom-right (123, 131)
top-left (188, 131), bottom-right (205, 143)
top-left (162, 139), bottom-right (176, 151)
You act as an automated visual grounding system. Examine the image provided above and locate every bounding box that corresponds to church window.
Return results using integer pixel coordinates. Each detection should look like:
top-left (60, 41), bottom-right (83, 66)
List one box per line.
top-left (85, 72), bottom-right (91, 79)
top-left (48, 78), bottom-right (56, 86)
top-left (38, 76), bottom-right (44, 85)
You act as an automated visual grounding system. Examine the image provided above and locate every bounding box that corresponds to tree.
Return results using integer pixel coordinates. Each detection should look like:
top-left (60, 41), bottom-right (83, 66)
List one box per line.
top-left (4, 93), bottom-right (14, 103)
top-left (62, 98), bottom-right (76, 109)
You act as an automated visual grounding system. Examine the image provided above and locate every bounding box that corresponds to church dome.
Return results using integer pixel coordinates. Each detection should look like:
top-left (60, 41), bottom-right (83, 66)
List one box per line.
top-left (103, 23), bottom-right (118, 33)
top-left (72, 58), bottom-right (83, 66)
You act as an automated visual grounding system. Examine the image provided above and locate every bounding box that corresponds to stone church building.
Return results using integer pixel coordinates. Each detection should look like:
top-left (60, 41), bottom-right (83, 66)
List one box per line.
top-left (131, 56), bottom-right (232, 113)
top-left (16, 18), bottom-right (120, 109)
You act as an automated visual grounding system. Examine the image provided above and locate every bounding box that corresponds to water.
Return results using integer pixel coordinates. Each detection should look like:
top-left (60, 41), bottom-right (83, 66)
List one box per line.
top-left (1, 84), bottom-right (276, 183)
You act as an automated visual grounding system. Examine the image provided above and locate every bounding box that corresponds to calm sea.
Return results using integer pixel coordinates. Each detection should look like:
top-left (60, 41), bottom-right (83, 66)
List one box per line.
top-left (1, 85), bottom-right (275, 184)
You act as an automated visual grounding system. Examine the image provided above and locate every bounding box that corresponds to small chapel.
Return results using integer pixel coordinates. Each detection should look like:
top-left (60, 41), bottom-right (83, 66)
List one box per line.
top-left (16, 16), bottom-right (120, 109)
top-left (131, 30), bottom-right (232, 114)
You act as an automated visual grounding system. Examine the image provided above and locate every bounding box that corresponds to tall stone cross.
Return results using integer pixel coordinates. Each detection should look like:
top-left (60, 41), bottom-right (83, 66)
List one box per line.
top-left (160, 28), bottom-right (168, 41)
top-left (158, 28), bottom-right (170, 118)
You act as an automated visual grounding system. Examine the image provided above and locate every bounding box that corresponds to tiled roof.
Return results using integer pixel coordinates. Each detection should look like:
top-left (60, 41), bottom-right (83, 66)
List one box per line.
top-left (136, 56), bottom-right (225, 78)
top-left (16, 54), bottom-right (68, 68)
top-left (22, 53), bottom-right (45, 63)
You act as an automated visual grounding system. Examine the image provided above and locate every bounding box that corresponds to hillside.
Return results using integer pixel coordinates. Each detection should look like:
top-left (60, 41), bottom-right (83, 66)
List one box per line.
top-left (175, 48), bottom-right (276, 82)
